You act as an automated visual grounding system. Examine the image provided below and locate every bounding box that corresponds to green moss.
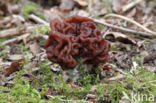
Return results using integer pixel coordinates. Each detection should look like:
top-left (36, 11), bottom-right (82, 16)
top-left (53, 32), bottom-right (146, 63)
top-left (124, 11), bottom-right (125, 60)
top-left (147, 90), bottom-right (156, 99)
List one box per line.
top-left (0, 50), bottom-right (155, 102)
top-left (101, 0), bottom-right (111, 6)
top-left (36, 12), bottom-right (46, 20)
top-left (0, 70), bottom-right (45, 103)
top-left (71, 86), bottom-right (91, 99)
top-left (111, 45), bottom-right (120, 51)
top-left (95, 83), bottom-right (127, 102)
top-left (22, 2), bottom-right (45, 19)
top-left (16, 44), bottom-right (30, 53)
top-left (123, 68), bottom-right (156, 102)
top-left (48, 97), bottom-right (63, 103)
top-left (0, 39), bottom-right (8, 57)
top-left (0, 65), bottom-right (155, 103)
top-left (0, 38), bottom-right (6, 49)
top-left (0, 48), bottom-right (8, 57)
top-left (31, 59), bottom-right (53, 88)
top-left (31, 26), bottom-right (50, 37)
top-left (16, 44), bottom-right (31, 62)
top-left (10, 81), bottom-right (42, 102)
top-left (98, 24), bottom-right (105, 30)
top-left (51, 74), bottom-right (70, 96)
top-left (109, 83), bottom-right (127, 103)
top-left (22, 2), bottom-right (38, 17)
top-left (35, 26), bottom-right (50, 34)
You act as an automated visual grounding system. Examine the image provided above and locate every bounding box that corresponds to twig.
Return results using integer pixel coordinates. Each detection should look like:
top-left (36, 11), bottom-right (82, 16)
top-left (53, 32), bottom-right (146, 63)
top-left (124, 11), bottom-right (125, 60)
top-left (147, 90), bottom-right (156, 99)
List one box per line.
top-left (2, 33), bottom-right (48, 45)
top-left (0, 62), bottom-right (11, 68)
top-left (2, 33), bottom-right (30, 45)
top-left (0, 24), bottom-right (47, 38)
top-left (104, 14), bottom-right (156, 36)
top-left (0, 15), bottom-right (25, 25)
top-left (0, 15), bottom-right (12, 24)
top-left (33, 34), bottom-right (48, 40)
top-left (29, 14), bottom-right (49, 26)
top-left (122, 0), bottom-right (143, 13)
top-left (0, 26), bottom-right (25, 38)
top-left (92, 18), bottom-right (153, 36)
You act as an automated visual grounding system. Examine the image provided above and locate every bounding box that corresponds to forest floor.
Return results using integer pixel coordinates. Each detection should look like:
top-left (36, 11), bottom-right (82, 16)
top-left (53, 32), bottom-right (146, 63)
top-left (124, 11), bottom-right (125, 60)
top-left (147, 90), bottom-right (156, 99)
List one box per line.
top-left (0, 0), bottom-right (156, 103)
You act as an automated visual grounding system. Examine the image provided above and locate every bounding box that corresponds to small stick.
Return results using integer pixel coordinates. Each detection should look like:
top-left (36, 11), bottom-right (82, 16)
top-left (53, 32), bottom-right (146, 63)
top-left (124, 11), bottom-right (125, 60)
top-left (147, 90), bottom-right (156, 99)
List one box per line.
top-left (104, 14), bottom-right (156, 36)
top-left (0, 26), bottom-right (25, 38)
top-left (33, 34), bottom-right (48, 40)
top-left (29, 14), bottom-right (49, 26)
top-left (0, 62), bottom-right (11, 68)
top-left (0, 24), bottom-right (48, 38)
top-left (122, 0), bottom-right (142, 13)
top-left (92, 18), bottom-right (153, 37)
top-left (0, 15), bottom-right (25, 25)
top-left (2, 33), bottom-right (30, 45)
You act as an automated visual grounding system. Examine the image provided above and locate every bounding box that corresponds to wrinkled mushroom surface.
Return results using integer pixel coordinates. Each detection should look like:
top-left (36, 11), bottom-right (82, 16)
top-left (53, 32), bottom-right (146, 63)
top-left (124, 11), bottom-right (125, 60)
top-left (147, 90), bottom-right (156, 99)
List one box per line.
top-left (45, 16), bottom-right (110, 69)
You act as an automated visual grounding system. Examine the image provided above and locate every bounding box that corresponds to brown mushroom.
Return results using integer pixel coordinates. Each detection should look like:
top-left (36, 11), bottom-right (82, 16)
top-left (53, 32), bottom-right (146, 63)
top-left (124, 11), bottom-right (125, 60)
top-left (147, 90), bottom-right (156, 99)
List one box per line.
top-left (45, 16), bottom-right (110, 69)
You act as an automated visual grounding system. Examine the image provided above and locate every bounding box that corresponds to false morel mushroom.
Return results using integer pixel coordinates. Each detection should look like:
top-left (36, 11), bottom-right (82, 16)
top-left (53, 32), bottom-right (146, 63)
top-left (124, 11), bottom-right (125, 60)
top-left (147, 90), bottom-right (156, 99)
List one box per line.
top-left (45, 16), bottom-right (110, 69)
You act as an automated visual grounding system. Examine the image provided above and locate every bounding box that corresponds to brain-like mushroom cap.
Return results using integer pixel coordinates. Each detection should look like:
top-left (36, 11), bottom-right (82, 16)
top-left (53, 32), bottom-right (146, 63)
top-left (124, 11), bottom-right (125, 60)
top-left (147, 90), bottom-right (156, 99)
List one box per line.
top-left (45, 16), bottom-right (110, 69)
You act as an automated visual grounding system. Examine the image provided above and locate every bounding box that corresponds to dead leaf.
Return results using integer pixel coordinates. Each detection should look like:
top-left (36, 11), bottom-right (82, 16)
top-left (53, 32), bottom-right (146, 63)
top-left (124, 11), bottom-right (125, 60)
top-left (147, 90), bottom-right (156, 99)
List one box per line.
top-left (143, 66), bottom-right (156, 73)
top-left (44, 7), bottom-right (66, 22)
top-left (0, 58), bottom-right (2, 63)
top-left (70, 9), bottom-right (89, 17)
top-left (29, 42), bottom-right (41, 55)
top-left (74, 0), bottom-right (88, 6)
top-left (143, 52), bottom-right (156, 64)
top-left (108, 74), bottom-right (124, 81)
top-left (112, 51), bottom-right (130, 68)
top-left (8, 5), bottom-right (20, 14)
top-left (23, 61), bottom-right (38, 72)
top-left (21, 76), bottom-right (31, 82)
top-left (8, 54), bottom-right (24, 61)
top-left (86, 94), bottom-right (96, 99)
top-left (60, 0), bottom-right (75, 10)
top-left (5, 59), bottom-right (24, 76)
top-left (104, 32), bottom-right (136, 44)
top-left (88, 100), bottom-right (97, 103)
top-left (136, 40), bottom-right (145, 48)
top-left (127, 8), bottom-right (137, 18)
top-left (0, 26), bottom-right (25, 38)
top-left (3, 33), bottom-right (30, 45)
top-left (10, 45), bottom-right (21, 54)
top-left (146, 39), bottom-right (156, 51)
top-left (0, 62), bottom-right (11, 68)
top-left (69, 82), bottom-right (84, 90)
top-left (0, 2), bottom-right (8, 16)
top-left (0, 15), bottom-right (25, 29)
top-left (112, 0), bottom-right (126, 13)
top-left (46, 88), bottom-right (58, 99)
